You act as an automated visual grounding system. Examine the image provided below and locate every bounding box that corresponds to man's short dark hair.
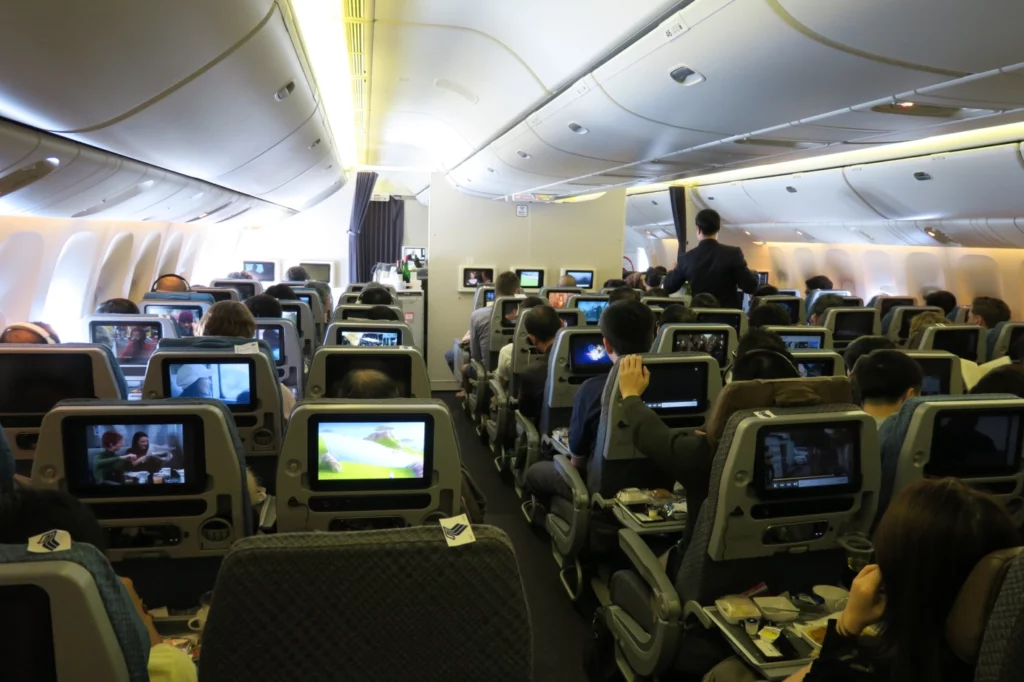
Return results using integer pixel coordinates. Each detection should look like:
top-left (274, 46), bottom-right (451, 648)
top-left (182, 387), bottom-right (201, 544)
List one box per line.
top-left (754, 284), bottom-right (779, 297)
top-left (495, 271), bottom-right (520, 297)
top-left (695, 208), bottom-right (721, 236)
top-left (265, 284), bottom-right (299, 300)
top-left (645, 268), bottom-right (663, 288)
top-left (0, 489), bottom-right (107, 551)
top-left (646, 287), bottom-right (666, 297)
top-left (609, 286), bottom-right (642, 304)
top-left (600, 300), bottom-right (655, 356)
top-left (521, 295), bottom-right (545, 310)
top-left (805, 275), bottom-right (834, 291)
top-left (971, 365), bottom-right (1024, 399)
top-left (285, 266), bottom-right (310, 282)
top-left (811, 294), bottom-right (845, 320)
top-left (844, 336), bottom-right (896, 373)
top-left (852, 350), bottom-right (923, 404)
top-left (366, 305), bottom-right (401, 321)
top-left (359, 285), bottom-right (394, 306)
top-left (524, 305), bottom-right (562, 343)
top-left (732, 349), bottom-right (799, 382)
top-left (603, 279), bottom-right (627, 289)
top-left (691, 292), bottom-right (721, 308)
top-left (244, 294), bottom-right (283, 318)
top-left (736, 328), bottom-right (788, 360)
top-left (924, 290), bottom-right (957, 316)
top-left (95, 298), bottom-right (140, 315)
top-left (338, 369), bottom-right (399, 399)
top-left (655, 265), bottom-right (668, 276)
top-left (749, 303), bottom-right (792, 329)
top-left (659, 304), bottom-right (696, 326)
top-left (971, 296), bottom-right (1011, 329)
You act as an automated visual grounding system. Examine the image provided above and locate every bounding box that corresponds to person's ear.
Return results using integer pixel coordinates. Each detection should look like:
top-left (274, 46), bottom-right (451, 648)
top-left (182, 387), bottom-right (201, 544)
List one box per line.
top-left (603, 337), bottom-right (614, 355)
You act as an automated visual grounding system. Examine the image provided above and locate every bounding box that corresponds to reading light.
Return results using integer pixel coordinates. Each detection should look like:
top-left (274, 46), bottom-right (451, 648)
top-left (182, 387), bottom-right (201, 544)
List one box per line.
top-left (517, 151), bottom-right (532, 159)
top-left (45, 157), bottom-right (60, 166)
top-left (744, 230), bottom-right (752, 236)
top-left (568, 122), bottom-right (589, 135)
top-left (896, 101), bottom-right (916, 108)
top-left (796, 230), bottom-right (804, 235)
top-left (191, 191), bottom-right (205, 200)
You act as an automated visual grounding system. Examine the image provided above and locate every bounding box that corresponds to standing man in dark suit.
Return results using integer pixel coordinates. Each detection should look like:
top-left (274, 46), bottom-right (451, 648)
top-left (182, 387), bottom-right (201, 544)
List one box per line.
top-left (663, 208), bottom-right (759, 309)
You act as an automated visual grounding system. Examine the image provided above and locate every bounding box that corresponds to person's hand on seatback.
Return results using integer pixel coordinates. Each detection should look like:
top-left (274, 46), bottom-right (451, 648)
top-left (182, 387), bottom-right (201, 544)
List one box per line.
top-left (618, 355), bottom-right (650, 399)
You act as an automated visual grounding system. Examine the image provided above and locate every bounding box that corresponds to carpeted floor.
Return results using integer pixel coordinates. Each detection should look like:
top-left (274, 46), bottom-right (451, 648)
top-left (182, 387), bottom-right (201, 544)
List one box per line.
top-left (440, 393), bottom-right (591, 682)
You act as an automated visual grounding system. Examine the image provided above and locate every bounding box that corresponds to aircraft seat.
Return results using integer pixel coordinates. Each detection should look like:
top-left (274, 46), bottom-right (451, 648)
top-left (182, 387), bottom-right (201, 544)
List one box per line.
top-left (489, 309), bottom-right (548, 472)
top-left (915, 324), bottom-right (986, 363)
top-left (749, 295), bottom-right (804, 325)
top-left (192, 286), bottom-right (239, 303)
top-left (0, 542), bottom-right (150, 682)
top-left (804, 289), bottom-right (852, 314)
top-left (139, 300), bottom-right (211, 338)
top-left (464, 297), bottom-right (522, 428)
top-left (690, 308), bottom-right (749, 337)
top-left (209, 279), bottom-right (263, 298)
top-left (763, 325), bottom-right (834, 351)
top-left (0, 343), bottom-right (127, 469)
top-left (821, 307), bottom-right (880, 349)
top-left (198, 527), bottom-right (532, 681)
top-left (642, 296), bottom-right (685, 309)
top-left (276, 400), bottom-right (462, 532)
top-left (652, 323), bottom-right (737, 372)
top-left (948, 305), bottom-right (971, 324)
top-left (989, 322), bottom-right (1024, 360)
top-left (879, 395), bottom-right (1024, 527)
top-left (567, 294), bottom-right (611, 327)
top-left (31, 398), bottom-right (252, 563)
top-left (255, 318), bottom-right (303, 401)
top-left (0, 425), bottom-right (14, 495)
top-left (281, 300), bottom-right (318, 361)
top-left (539, 286), bottom-right (582, 310)
top-left (142, 291), bottom-right (215, 305)
top-left (882, 305), bottom-right (943, 344)
top-left (332, 303), bottom-right (404, 324)
top-left (790, 350), bottom-right (846, 377)
top-left (966, 548), bottom-right (1024, 681)
top-left (473, 285), bottom-right (496, 310)
top-left (556, 308), bottom-right (585, 328)
top-left (323, 321), bottom-right (414, 348)
top-left (289, 287), bottom-right (326, 342)
top-left (344, 283), bottom-right (368, 294)
top-left (305, 346), bottom-right (431, 399)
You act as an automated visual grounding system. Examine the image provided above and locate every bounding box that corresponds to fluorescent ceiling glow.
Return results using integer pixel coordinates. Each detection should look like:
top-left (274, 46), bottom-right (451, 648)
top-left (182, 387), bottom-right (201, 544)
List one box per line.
top-left (290, 0), bottom-right (357, 171)
top-left (45, 157), bottom-right (60, 166)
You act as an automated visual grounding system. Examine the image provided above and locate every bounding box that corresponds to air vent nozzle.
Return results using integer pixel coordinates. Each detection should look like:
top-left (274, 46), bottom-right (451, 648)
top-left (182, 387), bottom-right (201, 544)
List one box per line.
top-left (669, 65), bottom-right (705, 86)
top-left (914, 172), bottom-right (932, 181)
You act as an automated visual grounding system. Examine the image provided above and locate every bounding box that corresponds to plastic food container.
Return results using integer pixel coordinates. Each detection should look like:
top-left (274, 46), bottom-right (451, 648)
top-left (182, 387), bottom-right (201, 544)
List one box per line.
top-left (715, 595), bottom-right (760, 625)
top-left (754, 596), bottom-right (800, 623)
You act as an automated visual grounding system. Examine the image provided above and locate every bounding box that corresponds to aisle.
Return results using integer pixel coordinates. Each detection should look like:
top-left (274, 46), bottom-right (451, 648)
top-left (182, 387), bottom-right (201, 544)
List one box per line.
top-left (441, 394), bottom-right (591, 682)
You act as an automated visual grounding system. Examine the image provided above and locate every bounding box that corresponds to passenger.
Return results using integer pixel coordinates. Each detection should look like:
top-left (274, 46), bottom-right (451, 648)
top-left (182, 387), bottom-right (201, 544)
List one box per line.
top-left (0, 321), bottom-right (60, 344)
top-left (225, 271), bottom-right (256, 281)
top-left (787, 478), bottom-right (1020, 682)
top-left (264, 283), bottom-right (299, 301)
top-left (645, 286), bottom-right (667, 297)
top-left (197, 301), bottom-right (297, 418)
top-left (557, 274), bottom-right (577, 287)
top-left (365, 305), bottom-right (401, 322)
top-left (655, 265), bottom-right (668, 277)
top-left (243, 294), bottom-right (283, 318)
top-left (644, 268), bottom-right (662, 291)
top-left (843, 336), bottom-right (896, 375)
top-left (735, 328), bottom-right (789, 360)
top-left (851, 349), bottom-right (922, 426)
top-left (658, 304), bottom-right (697, 328)
top-left (749, 303), bottom-right (792, 329)
top-left (285, 266), bottom-right (310, 282)
top-left (662, 208), bottom-right (759, 308)
top-left (924, 290), bottom-right (958, 316)
top-left (754, 284), bottom-right (779, 297)
top-left (808, 293), bottom-right (845, 326)
top-left (336, 369), bottom-right (400, 399)
top-left (95, 298), bottom-right (140, 315)
top-left (731, 349), bottom-right (800, 381)
top-left (603, 278), bottom-right (627, 289)
top-left (907, 311), bottom-right (948, 348)
top-left (515, 305), bottom-right (563, 424)
top-left (151, 274), bottom-right (190, 293)
top-left (617, 355), bottom-right (714, 540)
top-left (0, 488), bottom-right (198, 682)
top-left (524, 300), bottom-right (655, 513)
top-left (469, 271), bottom-right (521, 374)
top-left (969, 364), bottom-right (1024, 399)
top-left (495, 296), bottom-right (546, 387)
top-left (969, 296), bottom-right (1012, 330)
top-left (358, 284), bottom-right (395, 306)
top-left (609, 286), bottom-right (642, 304)
top-left (691, 292), bottom-right (721, 308)
top-left (305, 281), bottom-right (334, 323)
top-left (804, 275), bottom-right (834, 294)
top-left (625, 272), bottom-right (645, 290)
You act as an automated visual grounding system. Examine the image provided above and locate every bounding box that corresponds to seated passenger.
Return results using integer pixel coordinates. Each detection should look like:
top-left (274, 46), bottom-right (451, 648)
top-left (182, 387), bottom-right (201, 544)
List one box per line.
top-left (264, 284), bottom-right (299, 301)
top-left (787, 478), bottom-right (1020, 682)
top-left (358, 284), bottom-right (395, 306)
top-left (197, 301), bottom-right (296, 418)
top-left (625, 272), bottom-right (645, 290)
top-left (469, 271), bottom-right (521, 372)
top-left (690, 292), bottom-right (720, 308)
top-left (557, 274), bottom-right (577, 287)
top-left (808, 293), bottom-right (845, 326)
top-left (609, 286), bottom-right (642, 304)
top-left (805, 275), bottom-right (834, 294)
top-left (969, 296), bottom-right (1012, 330)
top-left (603, 278), bottom-right (627, 289)
top-left (95, 298), bottom-right (140, 315)
top-left (151, 274), bottom-right (190, 293)
top-left (843, 336), bottom-right (896, 375)
top-left (754, 284), bottom-right (779, 297)
top-left (305, 281), bottom-right (334, 323)
top-left (365, 305), bottom-right (401, 322)
top-left (0, 321), bottom-right (60, 344)
top-left (644, 268), bottom-right (662, 291)
top-left (285, 266), bottom-right (310, 282)
top-left (225, 271), bottom-right (256, 280)
top-left (646, 286), bottom-right (667, 297)
top-left (0, 488), bottom-right (198, 682)
top-left (969, 364), bottom-right (1024, 399)
top-left (658, 304), bottom-right (697, 328)
top-left (907, 311), bottom-right (948, 348)
top-left (335, 369), bottom-right (400, 399)
top-left (514, 305), bottom-right (563, 424)
top-left (732, 348), bottom-right (800, 381)
top-left (243, 294), bottom-right (283, 318)
top-left (495, 296), bottom-right (546, 386)
top-left (924, 289), bottom-right (958, 317)
top-left (524, 300), bottom-right (655, 511)
top-left (851, 350), bottom-right (922, 426)
top-left (749, 302), bottom-right (792, 329)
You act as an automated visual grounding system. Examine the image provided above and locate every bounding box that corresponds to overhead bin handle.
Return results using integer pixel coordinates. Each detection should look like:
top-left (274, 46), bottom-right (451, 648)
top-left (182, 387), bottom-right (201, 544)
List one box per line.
top-left (275, 80), bottom-right (296, 102)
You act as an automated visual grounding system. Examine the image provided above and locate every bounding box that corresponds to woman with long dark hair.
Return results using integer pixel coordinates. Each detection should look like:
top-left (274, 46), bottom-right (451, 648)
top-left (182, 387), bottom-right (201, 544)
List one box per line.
top-left (788, 478), bottom-right (1020, 682)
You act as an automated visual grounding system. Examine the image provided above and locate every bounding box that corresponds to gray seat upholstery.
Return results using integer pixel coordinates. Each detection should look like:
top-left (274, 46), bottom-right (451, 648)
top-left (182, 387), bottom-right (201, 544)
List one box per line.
top-left (974, 550), bottom-right (1024, 682)
top-left (989, 322), bottom-right (1024, 360)
top-left (0, 424), bottom-right (15, 495)
top-left (821, 307), bottom-right (880, 349)
top-left (0, 542), bottom-right (150, 682)
top-left (199, 527), bottom-right (533, 682)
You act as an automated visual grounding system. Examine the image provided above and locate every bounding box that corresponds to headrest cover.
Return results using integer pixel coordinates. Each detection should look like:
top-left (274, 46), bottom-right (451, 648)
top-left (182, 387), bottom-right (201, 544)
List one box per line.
top-left (1, 322), bottom-right (57, 344)
top-left (945, 547), bottom-right (1024, 663)
top-left (705, 376), bottom-right (853, 446)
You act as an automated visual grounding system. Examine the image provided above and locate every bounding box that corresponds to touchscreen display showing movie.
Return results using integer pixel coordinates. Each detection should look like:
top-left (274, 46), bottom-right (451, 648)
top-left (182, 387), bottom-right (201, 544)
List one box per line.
top-left (166, 361), bottom-right (254, 408)
top-left (797, 359), bottom-right (833, 378)
top-left (577, 299), bottom-right (609, 325)
top-left (568, 335), bottom-right (612, 374)
top-left (672, 331), bottom-right (728, 367)
top-left (339, 329), bottom-right (401, 347)
top-left (144, 306), bottom-right (201, 337)
top-left (780, 333), bottom-right (824, 350)
top-left (548, 291), bottom-right (571, 309)
top-left (773, 299), bottom-right (800, 324)
top-left (565, 270), bottom-right (594, 289)
top-left (927, 409), bottom-right (1024, 478)
top-left (301, 263), bottom-right (332, 283)
top-left (256, 326), bottom-right (284, 364)
top-left (757, 422), bottom-right (860, 497)
top-left (310, 416), bottom-right (433, 491)
top-left (516, 269), bottom-right (544, 288)
top-left (244, 261), bottom-right (276, 282)
top-left (462, 268), bottom-right (494, 288)
top-left (91, 323), bottom-right (162, 366)
top-left (281, 309), bottom-right (300, 331)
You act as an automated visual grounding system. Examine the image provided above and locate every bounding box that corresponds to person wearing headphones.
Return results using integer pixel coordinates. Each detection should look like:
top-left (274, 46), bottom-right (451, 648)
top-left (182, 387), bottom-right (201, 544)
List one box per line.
top-left (151, 273), bottom-right (191, 293)
top-left (0, 321), bottom-right (60, 344)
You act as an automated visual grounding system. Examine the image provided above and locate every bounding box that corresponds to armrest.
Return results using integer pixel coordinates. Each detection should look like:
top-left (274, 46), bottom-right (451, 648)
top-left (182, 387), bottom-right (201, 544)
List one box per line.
top-left (684, 600), bottom-right (712, 629)
top-left (618, 529), bottom-right (681, 621)
top-left (489, 377), bottom-right (507, 405)
top-left (552, 454), bottom-right (589, 509)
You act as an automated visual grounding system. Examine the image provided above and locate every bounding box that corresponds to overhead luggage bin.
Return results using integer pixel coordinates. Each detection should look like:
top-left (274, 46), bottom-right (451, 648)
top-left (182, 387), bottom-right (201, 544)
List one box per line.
top-left (492, 122), bottom-right (616, 179)
top-left (0, 121), bottom-right (44, 172)
top-left (627, 192), bottom-right (673, 228)
top-left (740, 168), bottom-right (882, 223)
top-left (259, 150), bottom-right (343, 211)
top-left (843, 144), bottom-right (1024, 221)
top-left (691, 182), bottom-right (770, 224)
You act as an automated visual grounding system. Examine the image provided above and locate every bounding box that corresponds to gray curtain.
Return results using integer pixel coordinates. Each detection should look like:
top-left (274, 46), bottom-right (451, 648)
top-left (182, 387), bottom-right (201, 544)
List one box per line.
top-left (348, 171), bottom-right (379, 284)
top-left (669, 186), bottom-right (687, 261)
top-left (357, 198), bottom-right (405, 283)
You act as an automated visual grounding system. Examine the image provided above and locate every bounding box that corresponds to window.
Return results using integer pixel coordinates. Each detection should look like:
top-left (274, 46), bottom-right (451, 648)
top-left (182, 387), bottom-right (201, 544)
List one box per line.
top-left (636, 247), bottom-right (650, 273)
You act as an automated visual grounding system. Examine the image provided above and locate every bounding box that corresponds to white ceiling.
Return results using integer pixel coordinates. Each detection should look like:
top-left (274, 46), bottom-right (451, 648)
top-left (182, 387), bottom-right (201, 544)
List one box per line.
top-left (366, 0), bottom-right (1024, 200)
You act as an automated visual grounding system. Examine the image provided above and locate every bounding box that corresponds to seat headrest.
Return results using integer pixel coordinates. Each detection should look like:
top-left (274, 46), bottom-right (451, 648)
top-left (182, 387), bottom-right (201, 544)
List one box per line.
top-left (946, 547), bottom-right (1024, 663)
top-left (705, 377), bottom-right (853, 447)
